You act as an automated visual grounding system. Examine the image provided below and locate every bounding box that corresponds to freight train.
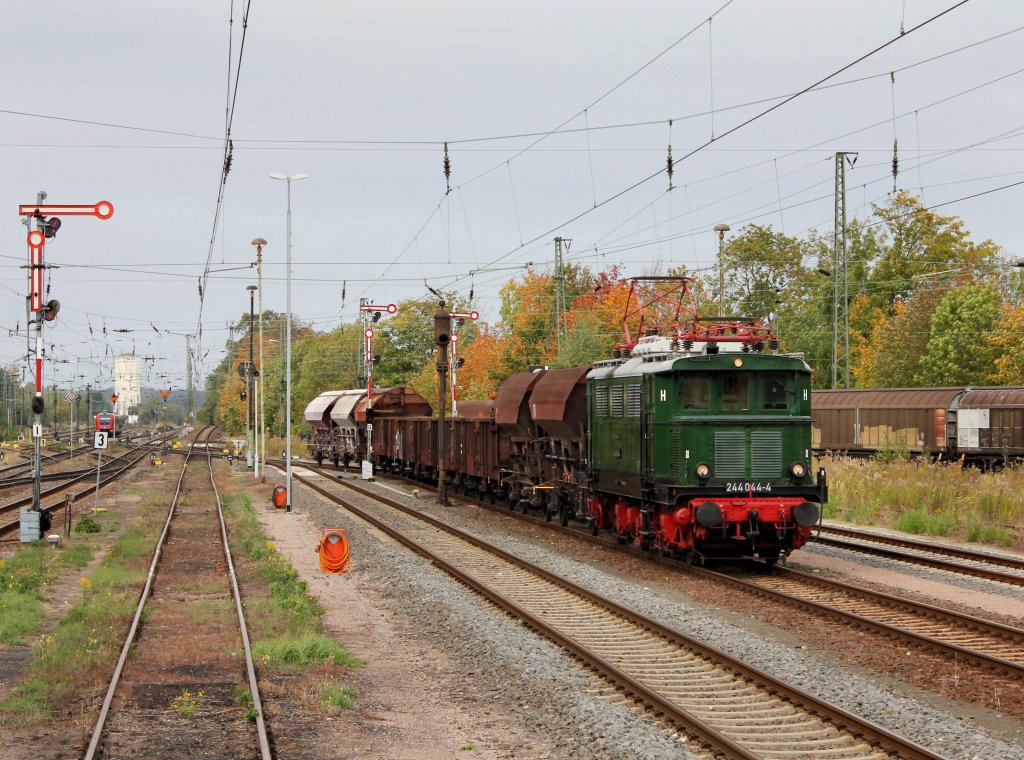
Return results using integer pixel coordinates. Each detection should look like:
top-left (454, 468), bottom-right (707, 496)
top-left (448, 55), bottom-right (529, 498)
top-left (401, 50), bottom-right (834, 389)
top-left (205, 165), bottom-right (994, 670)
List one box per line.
top-left (812, 386), bottom-right (1024, 467)
top-left (305, 282), bottom-right (827, 564)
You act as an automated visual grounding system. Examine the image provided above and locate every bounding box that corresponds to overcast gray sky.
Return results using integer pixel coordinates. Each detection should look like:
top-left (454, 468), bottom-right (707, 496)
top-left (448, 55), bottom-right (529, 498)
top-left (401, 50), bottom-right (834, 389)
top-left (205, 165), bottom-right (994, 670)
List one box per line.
top-left (3, 0), bottom-right (1021, 392)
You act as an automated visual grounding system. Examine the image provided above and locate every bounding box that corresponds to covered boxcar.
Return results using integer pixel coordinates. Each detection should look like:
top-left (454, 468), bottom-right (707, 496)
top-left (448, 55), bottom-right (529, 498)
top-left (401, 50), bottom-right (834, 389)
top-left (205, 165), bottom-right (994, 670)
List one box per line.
top-left (812, 387), bottom-right (965, 457)
top-left (955, 386), bottom-right (1024, 466)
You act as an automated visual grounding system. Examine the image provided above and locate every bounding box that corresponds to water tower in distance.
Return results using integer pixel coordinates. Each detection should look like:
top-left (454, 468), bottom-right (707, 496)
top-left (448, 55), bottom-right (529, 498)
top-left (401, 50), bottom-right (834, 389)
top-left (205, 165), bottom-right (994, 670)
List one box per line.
top-left (114, 354), bottom-right (141, 420)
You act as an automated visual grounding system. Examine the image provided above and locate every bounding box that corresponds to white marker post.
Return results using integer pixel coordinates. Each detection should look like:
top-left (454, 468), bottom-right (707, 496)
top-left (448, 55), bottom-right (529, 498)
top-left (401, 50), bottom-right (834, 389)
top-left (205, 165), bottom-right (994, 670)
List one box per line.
top-left (93, 430), bottom-right (108, 513)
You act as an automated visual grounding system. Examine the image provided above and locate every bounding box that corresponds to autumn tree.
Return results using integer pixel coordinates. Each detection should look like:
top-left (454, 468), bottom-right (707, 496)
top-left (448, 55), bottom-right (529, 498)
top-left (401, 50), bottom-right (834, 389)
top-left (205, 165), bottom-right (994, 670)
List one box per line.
top-left (989, 302), bottom-right (1024, 384)
top-left (866, 192), bottom-right (1000, 313)
top-left (853, 284), bottom-right (950, 387)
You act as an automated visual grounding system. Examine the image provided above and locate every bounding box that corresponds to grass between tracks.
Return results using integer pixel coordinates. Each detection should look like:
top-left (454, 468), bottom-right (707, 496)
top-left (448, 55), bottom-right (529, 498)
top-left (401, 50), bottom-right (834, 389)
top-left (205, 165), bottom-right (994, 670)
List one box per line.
top-left (819, 456), bottom-right (1024, 550)
top-left (221, 491), bottom-right (363, 712)
top-left (0, 494), bottom-right (164, 725)
top-left (0, 542), bottom-right (94, 646)
top-left (222, 492), bottom-right (361, 668)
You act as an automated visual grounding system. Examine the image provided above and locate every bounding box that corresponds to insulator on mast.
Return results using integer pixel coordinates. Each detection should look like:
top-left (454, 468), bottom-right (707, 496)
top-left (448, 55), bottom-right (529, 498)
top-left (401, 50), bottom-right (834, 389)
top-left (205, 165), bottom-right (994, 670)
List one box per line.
top-left (892, 139), bottom-right (899, 194)
top-left (443, 142), bottom-right (451, 195)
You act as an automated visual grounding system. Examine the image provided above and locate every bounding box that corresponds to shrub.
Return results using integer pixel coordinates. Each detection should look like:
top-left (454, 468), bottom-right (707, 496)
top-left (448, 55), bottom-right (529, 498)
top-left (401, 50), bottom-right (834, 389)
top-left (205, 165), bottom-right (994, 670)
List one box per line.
top-left (74, 515), bottom-right (101, 534)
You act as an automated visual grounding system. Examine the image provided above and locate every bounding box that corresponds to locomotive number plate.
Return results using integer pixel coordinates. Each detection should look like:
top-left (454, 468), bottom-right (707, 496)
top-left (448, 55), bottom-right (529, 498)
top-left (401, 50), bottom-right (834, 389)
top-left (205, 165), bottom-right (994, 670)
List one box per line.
top-left (725, 482), bottom-right (772, 493)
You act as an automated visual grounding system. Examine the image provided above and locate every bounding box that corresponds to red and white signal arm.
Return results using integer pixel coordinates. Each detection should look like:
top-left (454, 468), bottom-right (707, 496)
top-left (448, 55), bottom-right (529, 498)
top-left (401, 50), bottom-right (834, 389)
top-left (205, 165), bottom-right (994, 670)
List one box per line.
top-left (449, 311), bottom-right (479, 321)
top-left (360, 303), bottom-right (397, 314)
top-left (27, 231), bottom-right (45, 312)
top-left (18, 201), bottom-right (114, 220)
top-left (450, 333), bottom-right (458, 343)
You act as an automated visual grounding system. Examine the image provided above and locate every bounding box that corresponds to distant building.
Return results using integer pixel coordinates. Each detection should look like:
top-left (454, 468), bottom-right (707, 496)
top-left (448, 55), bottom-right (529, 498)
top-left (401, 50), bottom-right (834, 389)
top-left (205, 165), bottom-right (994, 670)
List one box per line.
top-left (113, 354), bottom-right (141, 417)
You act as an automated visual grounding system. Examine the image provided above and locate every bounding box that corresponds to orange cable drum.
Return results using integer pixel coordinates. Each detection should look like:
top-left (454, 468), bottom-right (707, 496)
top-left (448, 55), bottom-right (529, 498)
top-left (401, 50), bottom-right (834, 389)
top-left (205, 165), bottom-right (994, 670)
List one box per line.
top-left (317, 529), bottom-right (351, 573)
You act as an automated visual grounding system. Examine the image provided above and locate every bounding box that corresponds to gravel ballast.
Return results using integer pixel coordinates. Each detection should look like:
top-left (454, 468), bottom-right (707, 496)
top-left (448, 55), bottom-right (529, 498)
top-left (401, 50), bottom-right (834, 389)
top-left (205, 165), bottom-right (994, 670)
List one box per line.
top-left (287, 469), bottom-right (1024, 760)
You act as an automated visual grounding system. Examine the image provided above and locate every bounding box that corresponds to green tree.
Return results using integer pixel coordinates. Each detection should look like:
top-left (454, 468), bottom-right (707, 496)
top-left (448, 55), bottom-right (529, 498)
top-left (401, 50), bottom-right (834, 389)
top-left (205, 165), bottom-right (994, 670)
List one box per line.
top-left (720, 224), bottom-right (806, 318)
top-left (917, 285), bottom-right (1002, 385)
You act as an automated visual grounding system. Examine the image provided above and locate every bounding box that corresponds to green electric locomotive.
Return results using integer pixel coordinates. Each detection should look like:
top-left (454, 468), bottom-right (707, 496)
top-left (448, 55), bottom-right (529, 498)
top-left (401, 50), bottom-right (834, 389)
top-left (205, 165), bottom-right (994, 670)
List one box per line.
top-left (581, 279), bottom-right (826, 564)
top-left (586, 335), bottom-right (825, 563)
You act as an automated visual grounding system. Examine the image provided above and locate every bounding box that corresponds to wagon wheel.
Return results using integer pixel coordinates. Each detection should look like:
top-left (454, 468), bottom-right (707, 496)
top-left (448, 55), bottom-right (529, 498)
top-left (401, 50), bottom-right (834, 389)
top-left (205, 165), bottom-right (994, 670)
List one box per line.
top-left (590, 521), bottom-right (599, 536)
top-left (559, 504), bottom-right (570, 527)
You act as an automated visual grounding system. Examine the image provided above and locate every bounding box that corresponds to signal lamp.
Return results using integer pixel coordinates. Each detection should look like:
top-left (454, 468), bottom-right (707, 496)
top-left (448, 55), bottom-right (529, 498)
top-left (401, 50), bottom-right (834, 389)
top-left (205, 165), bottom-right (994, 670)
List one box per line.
top-left (32, 397), bottom-right (44, 414)
top-left (372, 312), bottom-right (382, 323)
top-left (43, 299), bottom-right (60, 322)
top-left (733, 358), bottom-right (743, 368)
top-left (372, 354), bottom-right (381, 365)
top-left (240, 389), bottom-right (247, 400)
top-left (41, 217), bottom-right (61, 239)
top-left (434, 309), bottom-right (450, 347)
top-left (456, 357), bottom-right (465, 368)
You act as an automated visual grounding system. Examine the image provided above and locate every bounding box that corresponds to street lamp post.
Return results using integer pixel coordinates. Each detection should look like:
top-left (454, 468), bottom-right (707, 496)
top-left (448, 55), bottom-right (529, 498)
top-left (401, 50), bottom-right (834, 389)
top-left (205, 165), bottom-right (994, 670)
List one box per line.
top-left (251, 239), bottom-right (267, 483)
top-left (246, 284), bottom-right (257, 470)
top-left (714, 223), bottom-right (730, 315)
top-left (269, 173), bottom-right (307, 512)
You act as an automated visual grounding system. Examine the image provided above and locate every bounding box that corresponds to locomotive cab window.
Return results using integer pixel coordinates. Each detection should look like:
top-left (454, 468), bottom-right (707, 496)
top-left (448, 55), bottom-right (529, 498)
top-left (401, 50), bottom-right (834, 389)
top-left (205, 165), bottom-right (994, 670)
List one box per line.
top-left (682, 375), bottom-right (711, 410)
top-left (721, 373), bottom-right (750, 410)
top-left (761, 373), bottom-right (790, 410)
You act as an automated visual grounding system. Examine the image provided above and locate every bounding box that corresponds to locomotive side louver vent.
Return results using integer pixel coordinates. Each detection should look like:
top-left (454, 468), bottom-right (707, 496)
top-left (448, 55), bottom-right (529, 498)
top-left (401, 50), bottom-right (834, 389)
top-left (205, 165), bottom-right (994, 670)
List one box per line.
top-left (671, 429), bottom-right (682, 480)
top-left (750, 431), bottom-right (782, 477)
top-left (595, 386), bottom-right (609, 417)
top-left (713, 430), bottom-right (783, 479)
top-left (611, 385), bottom-right (624, 417)
top-left (625, 384), bottom-right (641, 417)
top-left (714, 431), bottom-right (746, 478)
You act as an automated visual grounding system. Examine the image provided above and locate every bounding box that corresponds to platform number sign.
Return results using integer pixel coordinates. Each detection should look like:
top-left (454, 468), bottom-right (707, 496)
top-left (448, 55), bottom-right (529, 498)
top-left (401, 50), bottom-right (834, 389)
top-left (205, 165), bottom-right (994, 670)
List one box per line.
top-left (94, 431), bottom-right (109, 450)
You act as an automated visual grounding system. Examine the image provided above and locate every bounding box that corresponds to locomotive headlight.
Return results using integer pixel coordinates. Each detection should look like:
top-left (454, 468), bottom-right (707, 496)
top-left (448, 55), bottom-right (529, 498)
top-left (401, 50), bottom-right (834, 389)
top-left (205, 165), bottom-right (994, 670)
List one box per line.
top-left (790, 462), bottom-right (806, 479)
top-left (695, 463), bottom-right (711, 480)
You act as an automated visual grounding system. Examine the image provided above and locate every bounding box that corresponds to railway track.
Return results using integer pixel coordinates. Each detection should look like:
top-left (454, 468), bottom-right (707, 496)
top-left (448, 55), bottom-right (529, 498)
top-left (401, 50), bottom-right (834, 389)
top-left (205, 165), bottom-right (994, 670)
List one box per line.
top-left (0, 448), bottom-right (73, 480)
top-left (698, 565), bottom-right (1024, 679)
top-left (290, 467), bottom-right (939, 759)
top-left (304, 461), bottom-right (1024, 689)
top-left (813, 524), bottom-right (1024, 588)
top-left (83, 425), bottom-right (271, 760)
top-left (0, 433), bottom-right (175, 539)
